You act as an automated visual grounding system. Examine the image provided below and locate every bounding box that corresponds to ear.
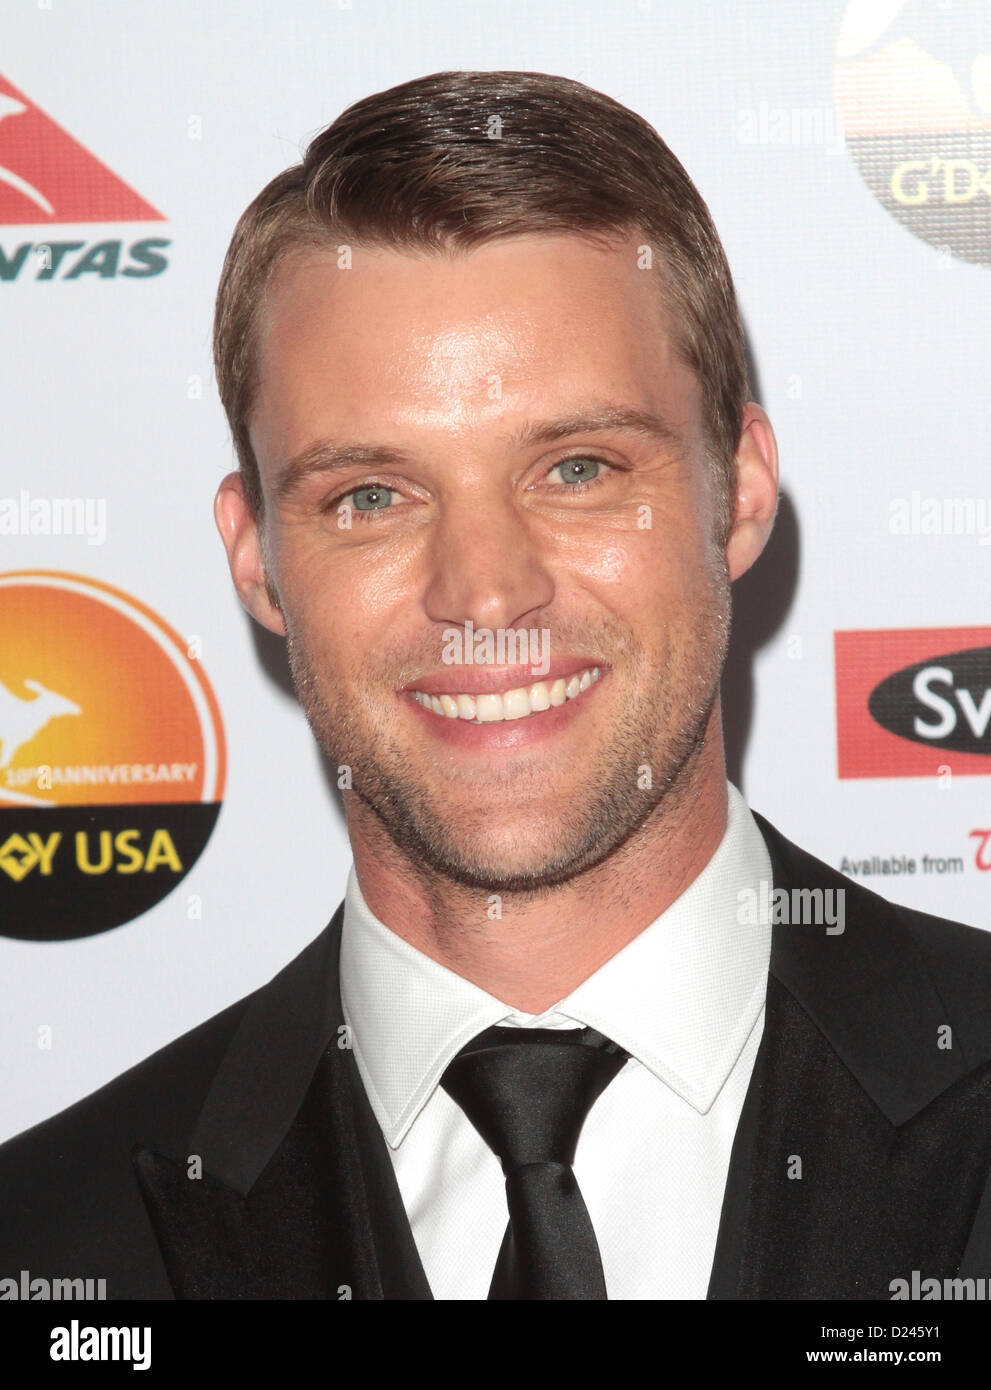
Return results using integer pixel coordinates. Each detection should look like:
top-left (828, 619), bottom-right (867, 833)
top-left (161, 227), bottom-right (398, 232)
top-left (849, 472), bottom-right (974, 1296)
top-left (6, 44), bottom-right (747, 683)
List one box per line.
top-left (214, 472), bottom-right (286, 636)
top-left (724, 403), bottom-right (779, 583)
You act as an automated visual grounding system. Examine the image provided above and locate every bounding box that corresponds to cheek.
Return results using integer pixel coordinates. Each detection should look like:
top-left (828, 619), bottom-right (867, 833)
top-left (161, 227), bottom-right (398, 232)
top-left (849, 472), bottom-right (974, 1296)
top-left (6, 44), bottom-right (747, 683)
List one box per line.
top-left (272, 518), bottom-right (418, 641)
top-left (563, 524), bottom-right (713, 626)
top-left (276, 563), bottom-right (381, 688)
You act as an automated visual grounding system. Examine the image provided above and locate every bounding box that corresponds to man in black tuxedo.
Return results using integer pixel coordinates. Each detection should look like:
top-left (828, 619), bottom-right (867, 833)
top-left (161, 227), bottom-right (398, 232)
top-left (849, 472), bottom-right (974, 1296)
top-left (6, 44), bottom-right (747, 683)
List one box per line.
top-left (3, 70), bottom-right (991, 1301)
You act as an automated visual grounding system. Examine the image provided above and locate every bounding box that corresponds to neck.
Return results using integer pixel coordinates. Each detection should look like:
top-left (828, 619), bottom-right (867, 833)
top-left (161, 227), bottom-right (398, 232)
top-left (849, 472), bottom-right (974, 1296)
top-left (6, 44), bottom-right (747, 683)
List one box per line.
top-left (346, 713), bottom-right (729, 1013)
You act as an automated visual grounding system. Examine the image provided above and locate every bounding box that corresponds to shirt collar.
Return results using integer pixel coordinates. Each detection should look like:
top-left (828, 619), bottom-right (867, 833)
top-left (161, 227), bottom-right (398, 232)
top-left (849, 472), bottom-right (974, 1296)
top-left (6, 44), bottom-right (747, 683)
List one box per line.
top-left (340, 782), bottom-right (771, 1146)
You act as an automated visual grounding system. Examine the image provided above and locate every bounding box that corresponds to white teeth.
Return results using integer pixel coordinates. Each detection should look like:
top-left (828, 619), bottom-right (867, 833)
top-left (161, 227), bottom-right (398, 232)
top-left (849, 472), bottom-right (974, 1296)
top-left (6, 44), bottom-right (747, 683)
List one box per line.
top-left (410, 666), bottom-right (602, 724)
top-left (503, 688), bottom-right (530, 720)
top-left (475, 693), bottom-right (504, 723)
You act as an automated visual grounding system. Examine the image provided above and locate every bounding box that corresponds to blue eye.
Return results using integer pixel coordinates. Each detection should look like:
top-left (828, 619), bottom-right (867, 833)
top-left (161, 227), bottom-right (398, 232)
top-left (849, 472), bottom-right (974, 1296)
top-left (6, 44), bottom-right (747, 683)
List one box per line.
top-left (351, 485), bottom-right (395, 511)
top-left (551, 458), bottom-right (602, 486)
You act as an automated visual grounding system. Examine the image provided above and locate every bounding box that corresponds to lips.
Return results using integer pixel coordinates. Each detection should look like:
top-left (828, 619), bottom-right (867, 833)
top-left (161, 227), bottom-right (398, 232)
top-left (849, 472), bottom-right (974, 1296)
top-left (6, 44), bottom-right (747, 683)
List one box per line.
top-left (409, 665), bottom-right (602, 724)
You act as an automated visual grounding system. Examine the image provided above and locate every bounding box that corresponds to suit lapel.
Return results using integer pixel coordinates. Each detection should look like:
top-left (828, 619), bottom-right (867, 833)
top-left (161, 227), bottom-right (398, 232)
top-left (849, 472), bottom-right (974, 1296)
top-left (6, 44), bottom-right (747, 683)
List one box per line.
top-left (133, 811), bottom-right (991, 1300)
top-left (710, 814), bottom-right (991, 1298)
top-left (132, 909), bottom-right (432, 1300)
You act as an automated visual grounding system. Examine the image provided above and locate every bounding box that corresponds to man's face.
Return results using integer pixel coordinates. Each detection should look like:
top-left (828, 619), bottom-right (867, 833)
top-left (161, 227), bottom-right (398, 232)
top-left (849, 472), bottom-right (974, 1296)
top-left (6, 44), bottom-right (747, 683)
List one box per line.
top-left (242, 232), bottom-right (736, 892)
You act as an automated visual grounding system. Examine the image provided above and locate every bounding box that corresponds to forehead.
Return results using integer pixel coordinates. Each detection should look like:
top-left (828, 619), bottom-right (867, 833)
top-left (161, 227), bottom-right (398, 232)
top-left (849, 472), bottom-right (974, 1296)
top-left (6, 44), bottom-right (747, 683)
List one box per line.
top-left (248, 232), bottom-right (700, 470)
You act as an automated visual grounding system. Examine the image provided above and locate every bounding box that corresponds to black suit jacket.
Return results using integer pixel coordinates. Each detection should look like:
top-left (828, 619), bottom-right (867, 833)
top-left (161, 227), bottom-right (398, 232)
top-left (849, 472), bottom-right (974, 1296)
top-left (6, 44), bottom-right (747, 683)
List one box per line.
top-left (3, 811), bottom-right (991, 1300)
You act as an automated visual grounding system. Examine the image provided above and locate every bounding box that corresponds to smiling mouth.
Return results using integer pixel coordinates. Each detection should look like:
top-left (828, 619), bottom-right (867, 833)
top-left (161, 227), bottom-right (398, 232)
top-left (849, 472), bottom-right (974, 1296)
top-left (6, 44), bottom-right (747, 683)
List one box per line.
top-left (409, 666), bottom-right (602, 724)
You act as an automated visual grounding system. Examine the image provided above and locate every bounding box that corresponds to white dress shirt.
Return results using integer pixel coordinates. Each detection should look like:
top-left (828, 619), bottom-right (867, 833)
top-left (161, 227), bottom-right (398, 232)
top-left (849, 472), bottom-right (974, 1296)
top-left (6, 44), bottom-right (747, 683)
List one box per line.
top-left (339, 781), bottom-right (772, 1300)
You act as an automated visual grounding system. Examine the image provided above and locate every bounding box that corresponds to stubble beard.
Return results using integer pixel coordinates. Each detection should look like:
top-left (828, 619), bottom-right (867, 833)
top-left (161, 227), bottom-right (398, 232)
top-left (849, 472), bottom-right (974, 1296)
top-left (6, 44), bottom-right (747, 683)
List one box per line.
top-left (282, 570), bottom-right (731, 897)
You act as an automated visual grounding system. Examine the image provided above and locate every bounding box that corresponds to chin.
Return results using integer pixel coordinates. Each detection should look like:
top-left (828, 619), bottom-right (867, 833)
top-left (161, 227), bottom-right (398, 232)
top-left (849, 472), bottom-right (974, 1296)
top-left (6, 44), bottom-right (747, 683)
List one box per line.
top-left (436, 843), bottom-right (554, 890)
top-left (418, 825), bottom-right (608, 896)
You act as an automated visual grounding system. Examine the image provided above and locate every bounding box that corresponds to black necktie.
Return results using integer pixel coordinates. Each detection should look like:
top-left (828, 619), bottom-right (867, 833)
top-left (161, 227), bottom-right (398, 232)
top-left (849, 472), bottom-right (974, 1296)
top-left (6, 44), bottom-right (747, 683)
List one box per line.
top-left (440, 1024), bottom-right (628, 1300)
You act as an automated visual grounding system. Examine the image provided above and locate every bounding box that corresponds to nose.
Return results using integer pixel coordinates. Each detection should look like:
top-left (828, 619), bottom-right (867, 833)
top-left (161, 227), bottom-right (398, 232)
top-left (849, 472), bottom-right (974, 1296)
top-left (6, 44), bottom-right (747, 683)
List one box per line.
top-left (422, 488), bottom-right (555, 634)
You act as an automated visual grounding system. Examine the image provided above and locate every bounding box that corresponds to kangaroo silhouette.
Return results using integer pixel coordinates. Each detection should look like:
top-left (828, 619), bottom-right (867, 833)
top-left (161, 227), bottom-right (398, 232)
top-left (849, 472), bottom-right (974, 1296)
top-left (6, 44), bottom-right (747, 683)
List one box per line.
top-left (0, 679), bottom-right (82, 770)
top-left (0, 94), bottom-right (55, 215)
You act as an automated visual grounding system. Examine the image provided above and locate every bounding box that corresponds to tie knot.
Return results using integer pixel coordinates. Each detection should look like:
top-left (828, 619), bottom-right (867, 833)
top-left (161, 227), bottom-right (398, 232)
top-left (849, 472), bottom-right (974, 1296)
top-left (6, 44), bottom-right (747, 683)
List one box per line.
top-left (440, 1025), bottom-right (628, 1173)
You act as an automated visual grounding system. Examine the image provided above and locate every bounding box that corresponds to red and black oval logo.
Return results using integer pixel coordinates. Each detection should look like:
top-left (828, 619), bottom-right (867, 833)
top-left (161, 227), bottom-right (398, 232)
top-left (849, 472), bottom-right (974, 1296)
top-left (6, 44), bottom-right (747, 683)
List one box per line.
top-left (869, 645), bottom-right (991, 754)
top-left (835, 626), bottom-right (991, 779)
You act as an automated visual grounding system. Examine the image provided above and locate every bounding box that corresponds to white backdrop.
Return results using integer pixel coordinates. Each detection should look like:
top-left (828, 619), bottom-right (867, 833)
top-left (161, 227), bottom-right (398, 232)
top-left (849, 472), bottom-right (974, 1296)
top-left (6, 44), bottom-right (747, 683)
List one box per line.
top-left (1, 0), bottom-right (988, 1142)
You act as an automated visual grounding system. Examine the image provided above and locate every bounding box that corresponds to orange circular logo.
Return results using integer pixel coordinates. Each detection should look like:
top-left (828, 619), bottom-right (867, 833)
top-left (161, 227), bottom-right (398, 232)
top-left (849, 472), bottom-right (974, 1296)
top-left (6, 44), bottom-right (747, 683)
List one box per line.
top-left (0, 571), bottom-right (226, 939)
top-left (836, 1), bottom-right (991, 266)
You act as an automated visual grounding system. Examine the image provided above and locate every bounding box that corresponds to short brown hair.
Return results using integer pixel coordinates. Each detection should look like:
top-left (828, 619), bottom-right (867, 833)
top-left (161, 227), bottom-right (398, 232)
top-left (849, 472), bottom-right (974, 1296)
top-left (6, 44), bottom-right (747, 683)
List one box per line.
top-left (213, 69), bottom-right (749, 530)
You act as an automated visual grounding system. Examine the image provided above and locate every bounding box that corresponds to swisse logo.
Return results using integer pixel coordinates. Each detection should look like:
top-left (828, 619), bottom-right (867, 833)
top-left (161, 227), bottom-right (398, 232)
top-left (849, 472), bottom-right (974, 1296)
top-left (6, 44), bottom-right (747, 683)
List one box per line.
top-left (870, 648), bottom-right (991, 754)
top-left (836, 626), bottom-right (991, 779)
top-left (0, 571), bottom-right (225, 940)
top-left (0, 71), bottom-right (169, 282)
top-left (835, 1), bottom-right (991, 265)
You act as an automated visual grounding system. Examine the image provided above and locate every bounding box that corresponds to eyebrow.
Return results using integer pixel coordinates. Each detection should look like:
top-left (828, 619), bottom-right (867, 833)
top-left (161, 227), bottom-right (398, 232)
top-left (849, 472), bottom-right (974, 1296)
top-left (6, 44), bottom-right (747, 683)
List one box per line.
top-left (273, 404), bottom-right (683, 503)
